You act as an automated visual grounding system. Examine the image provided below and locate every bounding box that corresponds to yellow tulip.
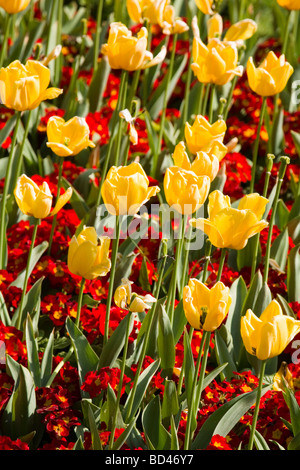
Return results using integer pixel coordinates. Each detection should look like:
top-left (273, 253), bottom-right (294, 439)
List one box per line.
top-left (207, 13), bottom-right (223, 40)
top-left (241, 300), bottom-right (300, 361)
top-left (183, 278), bottom-right (232, 331)
top-left (114, 278), bottom-right (156, 312)
top-left (164, 166), bottom-right (210, 215)
top-left (224, 19), bottom-right (257, 42)
top-left (185, 115), bottom-right (227, 155)
top-left (172, 141), bottom-right (219, 181)
top-left (160, 4), bottom-right (189, 35)
top-left (190, 190), bottom-right (269, 250)
top-left (14, 174), bottom-right (72, 219)
top-left (101, 22), bottom-right (166, 71)
top-left (46, 116), bottom-right (95, 157)
top-left (101, 162), bottom-right (160, 216)
top-left (277, 0), bottom-right (300, 9)
top-left (67, 226), bottom-right (111, 280)
top-left (273, 362), bottom-right (294, 391)
top-left (194, 0), bottom-right (214, 15)
top-left (126, 0), bottom-right (166, 24)
top-left (191, 37), bottom-right (243, 86)
top-left (246, 51), bottom-right (294, 97)
top-left (0, 60), bottom-right (63, 112)
top-left (0, 0), bottom-right (30, 13)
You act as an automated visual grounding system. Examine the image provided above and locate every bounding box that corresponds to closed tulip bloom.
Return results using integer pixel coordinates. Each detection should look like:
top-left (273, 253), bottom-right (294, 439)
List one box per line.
top-left (164, 166), bottom-right (210, 215)
top-left (277, 0), bottom-right (300, 9)
top-left (190, 190), bottom-right (269, 250)
top-left (101, 162), bottom-right (160, 216)
top-left (183, 278), bottom-right (232, 331)
top-left (0, 0), bottom-right (30, 13)
top-left (160, 4), bottom-right (189, 35)
top-left (68, 226), bottom-right (111, 280)
top-left (0, 60), bottom-right (63, 112)
top-left (101, 22), bottom-right (166, 71)
top-left (194, 0), bottom-right (214, 15)
top-left (185, 115), bottom-right (227, 155)
top-left (46, 116), bottom-right (95, 157)
top-left (114, 278), bottom-right (156, 312)
top-left (172, 141), bottom-right (219, 181)
top-left (191, 37), bottom-right (243, 86)
top-left (14, 174), bottom-right (72, 219)
top-left (241, 300), bottom-right (300, 361)
top-left (246, 51), bottom-right (294, 97)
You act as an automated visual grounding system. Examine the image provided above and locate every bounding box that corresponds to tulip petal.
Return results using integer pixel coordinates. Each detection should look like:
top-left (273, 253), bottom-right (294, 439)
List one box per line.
top-left (50, 187), bottom-right (73, 216)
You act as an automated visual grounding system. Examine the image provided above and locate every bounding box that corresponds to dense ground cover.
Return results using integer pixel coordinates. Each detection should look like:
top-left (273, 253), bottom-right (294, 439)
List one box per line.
top-left (0, 0), bottom-right (300, 451)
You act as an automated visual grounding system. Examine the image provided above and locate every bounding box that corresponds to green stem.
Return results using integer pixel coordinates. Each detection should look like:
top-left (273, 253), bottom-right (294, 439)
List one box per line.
top-left (13, 110), bottom-right (32, 190)
top-left (92, 0), bottom-right (104, 74)
top-left (196, 82), bottom-right (205, 116)
top-left (263, 156), bottom-right (289, 284)
top-left (16, 217), bottom-right (40, 330)
top-left (248, 359), bottom-right (266, 450)
top-left (208, 84), bottom-right (216, 123)
top-left (202, 239), bottom-right (212, 282)
top-left (223, 76), bottom-right (238, 120)
top-left (104, 215), bottom-right (121, 345)
top-left (53, 0), bottom-right (63, 87)
top-left (249, 96), bottom-right (267, 194)
top-left (109, 311), bottom-right (132, 448)
top-left (202, 83), bottom-right (211, 118)
top-left (152, 34), bottom-right (177, 178)
top-left (113, 73), bottom-right (128, 167)
top-left (184, 330), bottom-right (209, 450)
top-left (216, 248), bottom-right (226, 282)
top-left (0, 14), bottom-right (11, 68)
top-left (48, 158), bottom-right (64, 255)
top-left (166, 214), bottom-right (186, 325)
top-left (0, 111), bottom-right (22, 269)
top-left (75, 277), bottom-right (86, 328)
top-left (95, 69), bottom-right (128, 207)
top-left (251, 154), bottom-right (274, 281)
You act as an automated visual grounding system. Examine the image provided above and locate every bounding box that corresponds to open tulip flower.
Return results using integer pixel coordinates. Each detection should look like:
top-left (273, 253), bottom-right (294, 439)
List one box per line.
top-left (207, 13), bottom-right (257, 44)
top-left (0, 60), bottom-right (63, 111)
top-left (101, 22), bottom-right (166, 71)
top-left (190, 190), bottom-right (269, 250)
top-left (277, 0), bottom-right (300, 9)
top-left (14, 174), bottom-right (72, 219)
top-left (172, 141), bottom-right (220, 182)
top-left (185, 115), bottom-right (227, 155)
top-left (246, 51), bottom-right (294, 97)
top-left (46, 116), bottom-right (95, 157)
top-left (114, 278), bottom-right (156, 312)
top-left (0, 0), bottom-right (30, 13)
top-left (164, 166), bottom-right (210, 215)
top-left (67, 226), bottom-right (111, 280)
top-left (241, 300), bottom-right (300, 361)
top-left (183, 278), bottom-right (232, 331)
top-left (191, 36), bottom-right (243, 86)
top-left (101, 162), bottom-right (160, 216)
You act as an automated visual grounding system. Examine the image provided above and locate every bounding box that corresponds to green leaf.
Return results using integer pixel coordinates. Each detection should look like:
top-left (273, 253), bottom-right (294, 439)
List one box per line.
top-left (161, 379), bottom-right (179, 427)
top-left (270, 228), bottom-right (289, 271)
top-left (287, 244), bottom-right (300, 302)
top-left (0, 291), bottom-right (11, 326)
top-left (11, 277), bottom-right (44, 330)
top-left (191, 384), bottom-right (272, 449)
top-left (254, 430), bottom-right (271, 450)
top-left (65, 317), bottom-right (99, 389)
top-left (157, 305), bottom-right (175, 377)
top-left (183, 328), bottom-right (195, 410)
top-left (40, 329), bottom-right (54, 387)
top-left (98, 313), bottom-right (134, 368)
top-left (0, 356), bottom-right (41, 443)
top-left (214, 326), bottom-right (237, 380)
top-left (9, 242), bottom-right (48, 289)
top-left (25, 314), bottom-right (41, 388)
top-left (142, 395), bottom-right (172, 450)
top-left (283, 386), bottom-right (300, 437)
top-left (225, 276), bottom-right (247, 361)
top-left (87, 401), bottom-right (103, 450)
top-left (112, 416), bottom-right (137, 450)
top-left (241, 270), bottom-right (263, 316)
top-left (172, 299), bottom-right (187, 345)
top-left (123, 359), bottom-right (160, 423)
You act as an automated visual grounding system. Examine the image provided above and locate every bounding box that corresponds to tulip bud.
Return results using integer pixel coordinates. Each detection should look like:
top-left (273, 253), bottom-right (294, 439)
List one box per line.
top-left (67, 226), bottom-right (111, 280)
top-left (183, 278), bottom-right (232, 331)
